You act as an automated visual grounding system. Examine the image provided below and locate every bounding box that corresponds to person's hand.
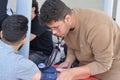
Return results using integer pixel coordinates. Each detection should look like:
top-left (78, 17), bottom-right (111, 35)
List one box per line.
top-left (56, 68), bottom-right (75, 80)
top-left (58, 60), bottom-right (73, 69)
top-left (0, 32), bottom-right (1, 38)
top-left (57, 65), bottom-right (91, 80)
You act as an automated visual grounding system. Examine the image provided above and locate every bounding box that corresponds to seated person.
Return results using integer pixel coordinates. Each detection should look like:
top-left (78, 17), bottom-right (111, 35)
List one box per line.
top-left (0, 15), bottom-right (41, 80)
top-left (29, 0), bottom-right (53, 65)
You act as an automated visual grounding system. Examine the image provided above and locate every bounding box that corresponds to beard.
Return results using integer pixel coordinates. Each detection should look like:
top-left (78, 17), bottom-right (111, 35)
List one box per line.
top-left (62, 24), bottom-right (71, 37)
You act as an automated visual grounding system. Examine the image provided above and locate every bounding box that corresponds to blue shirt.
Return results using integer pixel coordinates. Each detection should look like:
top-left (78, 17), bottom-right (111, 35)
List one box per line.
top-left (0, 40), bottom-right (39, 80)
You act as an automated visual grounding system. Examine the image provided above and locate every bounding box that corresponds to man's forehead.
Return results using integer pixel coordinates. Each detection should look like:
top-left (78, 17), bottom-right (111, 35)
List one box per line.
top-left (48, 21), bottom-right (59, 27)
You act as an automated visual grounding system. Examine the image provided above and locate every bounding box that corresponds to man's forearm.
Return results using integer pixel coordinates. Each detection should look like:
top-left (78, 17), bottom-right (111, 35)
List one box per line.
top-left (71, 65), bottom-right (91, 79)
top-left (65, 52), bottom-right (75, 63)
top-left (65, 48), bottom-right (76, 64)
top-left (57, 65), bottom-right (91, 80)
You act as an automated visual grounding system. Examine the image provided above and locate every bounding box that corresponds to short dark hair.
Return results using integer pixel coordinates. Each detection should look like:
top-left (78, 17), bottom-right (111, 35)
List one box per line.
top-left (2, 15), bottom-right (28, 43)
top-left (32, 0), bottom-right (39, 15)
top-left (39, 0), bottom-right (71, 24)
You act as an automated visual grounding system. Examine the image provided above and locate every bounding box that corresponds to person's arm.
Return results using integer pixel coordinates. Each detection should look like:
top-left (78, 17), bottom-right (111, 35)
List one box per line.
top-left (31, 70), bottom-right (41, 80)
top-left (16, 57), bottom-right (41, 80)
top-left (30, 33), bottom-right (36, 41)
top-left (86, 24), bottom-right (114, 75)
top-left (58, 47), bottom-right (76, 68)
top-left (0, 31), bottom-right (1, 38)
top-left (57, 24), bottom-right (114, 80)
top-left (57, 65), bottom-right (91, 80)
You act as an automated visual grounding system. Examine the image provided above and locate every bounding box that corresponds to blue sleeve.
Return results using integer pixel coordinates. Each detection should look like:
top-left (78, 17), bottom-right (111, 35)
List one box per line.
top-left (16, 57), bottom-right (39, 80)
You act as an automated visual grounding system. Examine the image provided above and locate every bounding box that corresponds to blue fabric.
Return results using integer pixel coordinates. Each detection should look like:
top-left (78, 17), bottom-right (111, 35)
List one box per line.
top-left (0, 40), bottom-right (39, 80)
top-left (41, 66), bottom-right (57, 80)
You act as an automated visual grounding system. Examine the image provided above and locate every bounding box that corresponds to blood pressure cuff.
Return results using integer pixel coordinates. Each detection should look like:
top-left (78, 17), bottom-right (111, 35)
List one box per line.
top-left (40, 66), bottom-right (57, 80)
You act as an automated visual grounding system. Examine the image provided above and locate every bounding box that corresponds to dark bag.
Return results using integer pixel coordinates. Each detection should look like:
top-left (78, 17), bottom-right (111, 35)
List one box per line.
top-left (29, 50), bottom-right (49, 66)
top-left (37, 45), bottom-right (62, 70)
top-left (30, 37), bottom-right (66, 69)
top-left (46, 43), bottom-right (65, 66)
top-left (29, 44), bottom-right (62, 68)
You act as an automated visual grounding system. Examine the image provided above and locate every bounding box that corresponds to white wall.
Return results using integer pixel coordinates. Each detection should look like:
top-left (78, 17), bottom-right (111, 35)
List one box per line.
top-left (103, 0), bottom-right (114, 17)
top-left (9, 0), bottom-right (16, 12)
top-left (38, 0), bottom-right (104, 10)
top-left (116, 0), bottom-right (120, 25)
top-left (10, 0), bottom-right (104, 13)
top-left (62, 0), bottom-right (104, 10)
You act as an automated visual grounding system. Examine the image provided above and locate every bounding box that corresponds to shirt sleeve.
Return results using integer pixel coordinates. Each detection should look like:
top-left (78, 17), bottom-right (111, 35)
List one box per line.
top-left (87, 24), bottom-right (114, 75)
top-left (16, 57), bottom-right (39, 80)
top-left (67, 47), bottom-right (75, 56)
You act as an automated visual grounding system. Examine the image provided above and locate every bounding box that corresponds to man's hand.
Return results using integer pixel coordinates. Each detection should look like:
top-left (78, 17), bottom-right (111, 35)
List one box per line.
top-left (0, 33), bottom-right (1, 38)
top-left (56, 68), bottom-right (76, 80)
top-left (0, 31), bottom-right (2, 38)
top-left (56, 65), bottom-right (91, 80)
top-left (58, 60), bottom-right (73, 69)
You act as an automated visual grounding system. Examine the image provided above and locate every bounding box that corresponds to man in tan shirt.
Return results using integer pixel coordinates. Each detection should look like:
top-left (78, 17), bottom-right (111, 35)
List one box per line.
top-left (39, 0), bottom-right (120, 80)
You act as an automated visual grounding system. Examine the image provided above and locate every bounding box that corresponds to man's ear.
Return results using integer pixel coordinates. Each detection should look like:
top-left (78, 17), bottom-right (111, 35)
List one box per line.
top-left (64, 14), bottom-right (71, 25)
top-left (65, 15), bottom-right (71, 23)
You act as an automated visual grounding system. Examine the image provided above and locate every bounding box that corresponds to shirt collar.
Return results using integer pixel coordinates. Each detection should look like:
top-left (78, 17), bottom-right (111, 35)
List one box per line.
top-left (0, 40), bottom-right (15, 53)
